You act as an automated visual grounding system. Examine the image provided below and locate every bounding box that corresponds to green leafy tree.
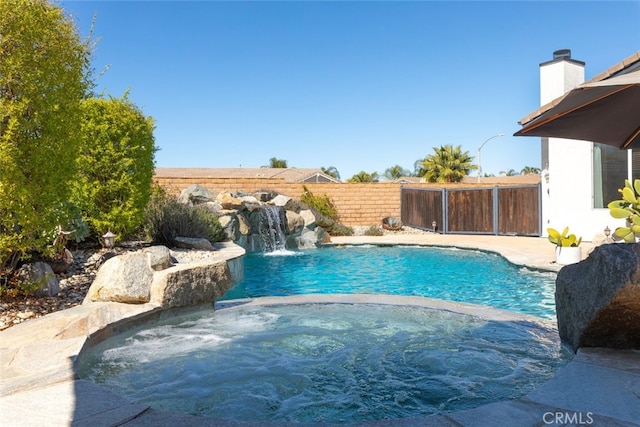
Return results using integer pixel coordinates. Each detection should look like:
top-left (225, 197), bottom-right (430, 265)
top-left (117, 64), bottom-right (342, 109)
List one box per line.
top-left (71, 94), bottom-right (156, 240)
top-left (321, 166), bottom-right (341, 181)
top-left (265, 157), bottom-right (288, 168)
top-left (416, 145), bottom-right (476, 183)
top-left (383, 165), bottom-right (411, 181)
top-left (348, 171), bottom-right (380, 183)
top-left (521, 166), bottom-right (541, 175)
top-left (0, 0), bottom-right (93, 272)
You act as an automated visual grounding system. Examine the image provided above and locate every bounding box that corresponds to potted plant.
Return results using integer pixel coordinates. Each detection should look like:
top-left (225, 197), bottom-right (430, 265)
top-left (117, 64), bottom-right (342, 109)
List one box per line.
top-left (608, 179), bottom-right (640, 242)
top-left (548, 226), bottom-right (582, 265)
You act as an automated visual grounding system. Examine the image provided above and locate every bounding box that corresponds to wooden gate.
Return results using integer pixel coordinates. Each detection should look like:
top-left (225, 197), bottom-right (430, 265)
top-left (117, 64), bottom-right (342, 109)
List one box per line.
top-left (400, 188), bottom-right (443, 231)
top-left (400, 185), bottom-right (541, 236)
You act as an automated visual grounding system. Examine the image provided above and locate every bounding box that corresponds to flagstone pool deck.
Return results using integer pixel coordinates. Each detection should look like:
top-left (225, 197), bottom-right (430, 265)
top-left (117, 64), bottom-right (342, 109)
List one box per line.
top-left (1, 235), bottom-right (639, 426)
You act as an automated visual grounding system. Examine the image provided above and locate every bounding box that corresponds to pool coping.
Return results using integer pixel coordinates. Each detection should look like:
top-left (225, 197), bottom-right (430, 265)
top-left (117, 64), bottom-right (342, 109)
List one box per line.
top-left (1, 235), bottom-right (639, 426)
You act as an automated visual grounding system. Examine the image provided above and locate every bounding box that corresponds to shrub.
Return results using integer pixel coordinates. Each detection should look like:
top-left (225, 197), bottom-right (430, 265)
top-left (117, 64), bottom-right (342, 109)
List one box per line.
top-left (298, 186), bottom-right (353, 236)
top-left (0, 0), bottom-right (93, 274)
top-left (300, 185), bottom-right (339, 220)
top-left (364, 225), bottom-right (384, 236)
top-left (71, 94), bottom-right (157, 241)
top-left (313, 213), bottom-right (354, 236)
top-left (144, 190), bottom-right (225, 246)
top-left (328, 223), bottom-right (355, 236)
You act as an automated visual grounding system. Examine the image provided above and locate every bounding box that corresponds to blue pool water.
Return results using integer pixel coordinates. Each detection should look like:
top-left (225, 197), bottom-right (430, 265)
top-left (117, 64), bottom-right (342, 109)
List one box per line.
top-left (221, 245), bottom-right (557, 319)
top-left (77, 245), bottom-right (566, 424)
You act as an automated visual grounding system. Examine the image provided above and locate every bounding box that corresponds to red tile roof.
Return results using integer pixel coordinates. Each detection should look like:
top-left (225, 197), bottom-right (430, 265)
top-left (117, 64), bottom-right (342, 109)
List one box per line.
top-left (154, 167), bottom-right (340, 183)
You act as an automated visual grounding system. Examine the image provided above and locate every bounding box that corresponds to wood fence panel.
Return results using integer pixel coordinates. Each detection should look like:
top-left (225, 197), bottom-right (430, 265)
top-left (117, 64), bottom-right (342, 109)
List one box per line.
top-left (497, 186), bottom-right (540, 236)
top-left (401, 188), bottom-right (443, 230)
top-left (446, 188), bottom-right (494, 233)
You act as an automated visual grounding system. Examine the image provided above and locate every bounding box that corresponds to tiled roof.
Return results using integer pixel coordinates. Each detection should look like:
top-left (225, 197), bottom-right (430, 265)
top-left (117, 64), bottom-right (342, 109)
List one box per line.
top-left (518, 51), bottom-right (640, 126)
top-left (154, 167), bottom-right (340, 183)
top-left (393, 177), bottom-right (425, 183)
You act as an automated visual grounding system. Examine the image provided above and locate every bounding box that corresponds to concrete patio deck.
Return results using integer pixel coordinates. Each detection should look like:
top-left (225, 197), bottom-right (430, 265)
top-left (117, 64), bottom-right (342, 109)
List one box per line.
top-left (1, 235), bottom-right (639, 426)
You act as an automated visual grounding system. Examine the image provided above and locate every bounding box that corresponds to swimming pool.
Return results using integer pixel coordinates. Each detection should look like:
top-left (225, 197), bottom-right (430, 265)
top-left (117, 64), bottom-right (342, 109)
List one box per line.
top-left (75, 244), bottom-right (566, 424)
top-left (221, 245), bottom-right (557, 319)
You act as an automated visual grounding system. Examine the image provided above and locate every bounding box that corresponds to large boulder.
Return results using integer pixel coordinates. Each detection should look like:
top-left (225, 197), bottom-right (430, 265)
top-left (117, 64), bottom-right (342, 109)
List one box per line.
top-left (555, 243), bottom-right (640, 352)
top-left (150, 257), bottom-right (243, 308)
top-left (269, 194), bottom-right (291, 207)
top-left (16, 262), bottom-right (59, 297)
top-left (217, 191), bottom-right (244, 210)
top-left (286, 210), bottom-right (305, 235)
top-left (289, 227), bottom-right (330, 249)
top-left (253, 191), bottom-right (277, 202)
top-left (239, 195), bottom-right (261, 208)
top-left (86, 252), bottom-right (154, 303)
top-left (178, 184), bottom-right (215, 206)
top-left (85, 243), bottom-right (245, 309)
top-left (174, 236), bottom-right (215, 251)
top-left (299, 209), bottom-right (317, 229)
top-left (143, 245), bottom-right (173, 271)
top-left (218, 214), bottom-right (238, 241)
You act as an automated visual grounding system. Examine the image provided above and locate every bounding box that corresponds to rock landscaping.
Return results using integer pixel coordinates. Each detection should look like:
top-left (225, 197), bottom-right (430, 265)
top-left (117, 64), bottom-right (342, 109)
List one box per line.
top-left (0, 243), bottom-right (242, 330)
top-left (178, 184), bottom-right (330, 251)
top-left (1, 248), bottom-right (111, 330)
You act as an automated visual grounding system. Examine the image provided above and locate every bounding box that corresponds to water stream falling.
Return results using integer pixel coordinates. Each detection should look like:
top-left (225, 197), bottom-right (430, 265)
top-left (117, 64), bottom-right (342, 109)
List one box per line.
top-left (258, 205), bottom-right (287, 252)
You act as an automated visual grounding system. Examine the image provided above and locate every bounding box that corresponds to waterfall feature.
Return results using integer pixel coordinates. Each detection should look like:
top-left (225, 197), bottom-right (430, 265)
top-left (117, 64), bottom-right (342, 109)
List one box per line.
top-left (258, 206), bottom-right (287, 252)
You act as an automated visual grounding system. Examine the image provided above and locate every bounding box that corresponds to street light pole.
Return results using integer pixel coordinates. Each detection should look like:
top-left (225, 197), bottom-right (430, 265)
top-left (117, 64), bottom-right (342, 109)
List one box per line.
top-left (477, 133), bottom-right (505, 183)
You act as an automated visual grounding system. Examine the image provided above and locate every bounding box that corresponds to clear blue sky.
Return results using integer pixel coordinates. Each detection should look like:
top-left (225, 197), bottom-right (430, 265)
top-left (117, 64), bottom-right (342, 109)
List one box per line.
top-left (61, 1), bottom-right (639, 180)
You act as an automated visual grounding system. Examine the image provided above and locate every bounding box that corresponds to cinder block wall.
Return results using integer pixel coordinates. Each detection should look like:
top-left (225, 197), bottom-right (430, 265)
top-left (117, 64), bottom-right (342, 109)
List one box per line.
top-left (153, 176), bottom-right (423, 226)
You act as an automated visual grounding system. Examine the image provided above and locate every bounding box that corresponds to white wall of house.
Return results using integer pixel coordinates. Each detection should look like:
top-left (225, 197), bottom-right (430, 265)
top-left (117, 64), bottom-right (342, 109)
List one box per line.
top-left (539, 52), bottom-right (621, 242)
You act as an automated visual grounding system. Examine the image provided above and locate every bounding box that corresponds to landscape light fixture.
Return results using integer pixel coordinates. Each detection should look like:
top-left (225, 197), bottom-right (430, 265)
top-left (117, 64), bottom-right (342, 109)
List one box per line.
top-left (477, 133), bottom-right (505, 183)
top-left (102, 230), bottom-right (116, 249)
top-left (432, 220), bottom-right (437, 231)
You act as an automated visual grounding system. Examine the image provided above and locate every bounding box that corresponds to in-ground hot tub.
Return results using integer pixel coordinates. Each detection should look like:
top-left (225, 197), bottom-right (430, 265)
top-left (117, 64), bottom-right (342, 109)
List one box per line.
top-left (75, 295), bottom-right (570, 424)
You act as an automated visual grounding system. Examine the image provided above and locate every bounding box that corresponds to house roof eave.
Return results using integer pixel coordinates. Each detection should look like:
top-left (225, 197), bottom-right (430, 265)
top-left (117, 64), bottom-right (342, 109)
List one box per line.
top-left (518, 51), bottom-right (640, 127)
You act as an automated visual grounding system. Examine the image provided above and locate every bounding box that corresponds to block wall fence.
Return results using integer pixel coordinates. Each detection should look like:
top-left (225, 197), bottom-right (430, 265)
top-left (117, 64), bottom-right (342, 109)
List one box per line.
top-left (153, 176), bottom-right (454, 226)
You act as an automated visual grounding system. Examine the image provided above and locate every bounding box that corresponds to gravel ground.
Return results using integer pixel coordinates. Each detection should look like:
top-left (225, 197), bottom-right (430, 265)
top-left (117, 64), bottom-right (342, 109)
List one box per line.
top-left (0, 247), bottom-right (139, 331)
top-left (0, 224), bottom-right (429, 331)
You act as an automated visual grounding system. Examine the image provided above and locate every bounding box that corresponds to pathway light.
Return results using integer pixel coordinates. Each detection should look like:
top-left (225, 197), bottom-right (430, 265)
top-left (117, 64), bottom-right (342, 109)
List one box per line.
top-left (102, 230), bottom-right (116, 249)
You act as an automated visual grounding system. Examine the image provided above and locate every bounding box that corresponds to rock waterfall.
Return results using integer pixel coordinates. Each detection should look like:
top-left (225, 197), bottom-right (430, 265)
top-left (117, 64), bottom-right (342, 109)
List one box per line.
top-left (257, 205), bottom-right (287, 252)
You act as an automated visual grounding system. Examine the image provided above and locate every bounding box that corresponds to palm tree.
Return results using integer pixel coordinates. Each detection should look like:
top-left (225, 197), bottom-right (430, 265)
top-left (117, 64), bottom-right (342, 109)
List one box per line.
top-left (500, 169), bottom-right (518, 176)
top-left (521, 166), bottom-right (541, 175)
top-left (263, 157), bottom-right (288, 168)
top-left (413, 158), bottom-right (427, 177)
top-left (383, 165), bottom-right (411, 181)
top-left (348, 171), bottom-right (379, 183)
top-left (321, 166), bottom-right (341, 180)
top-left (416, 145), bottom-right (476, 183)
